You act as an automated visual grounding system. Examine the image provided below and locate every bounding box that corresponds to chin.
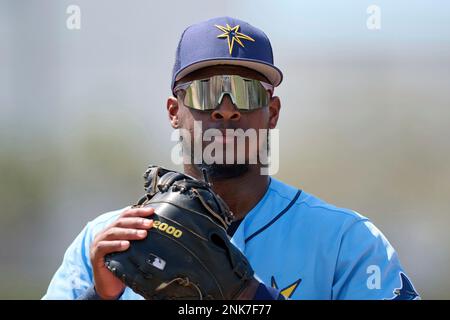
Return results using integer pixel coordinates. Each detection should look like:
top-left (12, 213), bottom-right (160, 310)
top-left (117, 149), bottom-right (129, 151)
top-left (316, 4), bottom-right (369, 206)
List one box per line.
top-left (195, 163), bottom-right (249, 180)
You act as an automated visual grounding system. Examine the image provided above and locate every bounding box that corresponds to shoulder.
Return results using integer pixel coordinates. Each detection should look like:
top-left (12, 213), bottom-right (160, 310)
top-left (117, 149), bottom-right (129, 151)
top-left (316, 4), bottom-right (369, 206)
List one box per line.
top-left (270, 178), bottom-right (398, 264)
top-left (268, 178), bottom-right (367, 231)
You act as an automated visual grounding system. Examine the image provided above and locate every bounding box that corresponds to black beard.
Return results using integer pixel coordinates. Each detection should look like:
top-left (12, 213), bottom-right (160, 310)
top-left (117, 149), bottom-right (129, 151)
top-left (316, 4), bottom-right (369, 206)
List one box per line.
top-left (181, 131), bottom-right (270, 180)
top-left (195, 163), bottom-right (249, 180)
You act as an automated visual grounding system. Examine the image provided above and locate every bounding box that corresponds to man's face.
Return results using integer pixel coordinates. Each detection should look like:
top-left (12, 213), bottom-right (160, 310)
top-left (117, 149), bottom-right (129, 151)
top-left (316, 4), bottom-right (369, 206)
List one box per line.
top-left (167, 65), bottom-right (281, 179)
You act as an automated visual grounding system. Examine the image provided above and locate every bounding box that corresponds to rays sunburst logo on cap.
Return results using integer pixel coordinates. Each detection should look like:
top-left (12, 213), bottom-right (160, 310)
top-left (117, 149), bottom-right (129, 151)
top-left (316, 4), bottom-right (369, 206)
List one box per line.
top-left (214, 24), bottom-right (255, 55)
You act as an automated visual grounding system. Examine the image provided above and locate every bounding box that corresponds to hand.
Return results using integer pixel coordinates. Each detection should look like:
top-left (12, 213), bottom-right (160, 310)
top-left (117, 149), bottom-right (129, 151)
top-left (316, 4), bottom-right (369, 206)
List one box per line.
top-left (89, 207), bottom-right (154, 299)
top-left (236, 277), bottom-right (260, 300)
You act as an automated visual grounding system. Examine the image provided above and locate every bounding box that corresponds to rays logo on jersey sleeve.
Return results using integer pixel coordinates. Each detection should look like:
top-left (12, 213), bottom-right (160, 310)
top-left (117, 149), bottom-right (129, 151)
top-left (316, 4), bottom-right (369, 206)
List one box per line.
top-left (388, 272), bottom-right (420, 300)
top-left (271, 276), bottom-right (302, 299)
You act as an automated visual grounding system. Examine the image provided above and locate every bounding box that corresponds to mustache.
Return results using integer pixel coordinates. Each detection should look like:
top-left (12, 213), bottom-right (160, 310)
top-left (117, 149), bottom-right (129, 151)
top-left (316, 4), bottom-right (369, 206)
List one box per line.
top-left (203, 124), bottom-right (242, 131)
top-left (202, 125), bottom-right (251, 136)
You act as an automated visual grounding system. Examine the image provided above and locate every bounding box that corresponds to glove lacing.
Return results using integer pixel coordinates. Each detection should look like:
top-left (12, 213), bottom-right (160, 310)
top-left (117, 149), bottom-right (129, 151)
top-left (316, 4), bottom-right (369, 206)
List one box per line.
top-left (156, 277), bottom-right (204, 300)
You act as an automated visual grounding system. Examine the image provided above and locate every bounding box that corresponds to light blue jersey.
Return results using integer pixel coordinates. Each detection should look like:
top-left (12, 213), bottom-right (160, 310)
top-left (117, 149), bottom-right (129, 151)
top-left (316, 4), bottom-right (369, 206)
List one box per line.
top-left (43, 177), bottom-right (419, 300)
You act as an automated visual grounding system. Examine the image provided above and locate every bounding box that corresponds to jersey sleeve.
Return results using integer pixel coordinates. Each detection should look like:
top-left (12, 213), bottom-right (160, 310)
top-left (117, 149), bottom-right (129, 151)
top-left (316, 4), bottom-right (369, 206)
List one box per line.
top-left (42, 222), bottom-right (95, 299)
top-left (332, 219), bottom-right (420, 300)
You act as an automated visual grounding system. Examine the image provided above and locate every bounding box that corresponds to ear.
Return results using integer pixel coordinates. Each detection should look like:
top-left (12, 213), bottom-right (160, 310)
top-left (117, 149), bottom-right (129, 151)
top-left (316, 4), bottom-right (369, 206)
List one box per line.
top-left (167, 96), bottom-right (179, 128)
top-left (268, 96), bottom-right (281, 129)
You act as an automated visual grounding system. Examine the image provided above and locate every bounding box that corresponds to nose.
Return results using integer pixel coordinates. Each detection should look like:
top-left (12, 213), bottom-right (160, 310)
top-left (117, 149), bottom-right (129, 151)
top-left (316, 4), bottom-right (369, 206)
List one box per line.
top-left (211, 94), bottom-right (241, 121)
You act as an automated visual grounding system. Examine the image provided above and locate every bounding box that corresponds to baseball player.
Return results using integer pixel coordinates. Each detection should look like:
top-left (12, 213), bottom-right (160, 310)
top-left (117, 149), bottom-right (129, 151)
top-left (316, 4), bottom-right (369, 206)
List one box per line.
top-left (43, 16), bottom-right (420, 300)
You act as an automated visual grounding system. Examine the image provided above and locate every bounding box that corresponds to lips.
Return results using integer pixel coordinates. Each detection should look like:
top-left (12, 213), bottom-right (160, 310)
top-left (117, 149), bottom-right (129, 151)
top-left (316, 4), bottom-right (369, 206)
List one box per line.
top-left (213, 134), bottom-right (235, 144)
top-left (207, 128), bottom-right (238, 144)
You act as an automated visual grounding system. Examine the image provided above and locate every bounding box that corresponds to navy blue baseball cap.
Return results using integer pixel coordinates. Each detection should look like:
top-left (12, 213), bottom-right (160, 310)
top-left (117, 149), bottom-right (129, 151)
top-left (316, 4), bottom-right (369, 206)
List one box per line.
top-left (171, 16), bottom-right (283, 94)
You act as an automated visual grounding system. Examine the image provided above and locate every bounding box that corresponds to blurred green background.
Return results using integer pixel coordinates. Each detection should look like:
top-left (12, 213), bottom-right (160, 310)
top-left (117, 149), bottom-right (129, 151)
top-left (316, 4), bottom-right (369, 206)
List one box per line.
top-left (1, 0), bottom-right (449, 299)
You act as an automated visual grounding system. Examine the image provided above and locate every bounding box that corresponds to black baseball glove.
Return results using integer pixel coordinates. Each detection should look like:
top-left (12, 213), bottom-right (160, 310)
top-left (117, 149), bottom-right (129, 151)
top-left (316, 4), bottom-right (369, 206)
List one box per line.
top-left (104, 165), bottom-right (254, 300)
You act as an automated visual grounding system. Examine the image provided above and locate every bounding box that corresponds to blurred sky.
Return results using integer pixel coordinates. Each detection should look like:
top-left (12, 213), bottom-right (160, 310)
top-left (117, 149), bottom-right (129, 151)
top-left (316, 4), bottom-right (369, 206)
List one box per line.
top-left (1, 0), bottom-right (449, 299)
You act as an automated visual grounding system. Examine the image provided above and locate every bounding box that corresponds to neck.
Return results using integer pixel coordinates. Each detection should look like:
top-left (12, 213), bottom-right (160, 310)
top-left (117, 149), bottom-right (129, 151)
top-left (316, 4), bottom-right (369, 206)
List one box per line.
top-left (184, 164), bottom-right (270, 220)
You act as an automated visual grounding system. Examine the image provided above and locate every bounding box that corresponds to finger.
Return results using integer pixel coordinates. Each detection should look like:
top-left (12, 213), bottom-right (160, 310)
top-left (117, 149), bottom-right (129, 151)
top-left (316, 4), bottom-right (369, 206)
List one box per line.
top-left (93, 240), bottom-right (130, 260)
top-left (113, 217), bottom-right (154, 229)
top-left (100, 227), bottom-right (148, 241)
top-left (121, 207), bottom-right (155, 218)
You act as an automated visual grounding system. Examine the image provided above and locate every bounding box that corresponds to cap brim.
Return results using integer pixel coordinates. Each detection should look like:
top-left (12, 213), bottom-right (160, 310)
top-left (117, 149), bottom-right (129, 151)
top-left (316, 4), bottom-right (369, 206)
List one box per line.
top-left (174, 58), bottom-right (283, 88)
